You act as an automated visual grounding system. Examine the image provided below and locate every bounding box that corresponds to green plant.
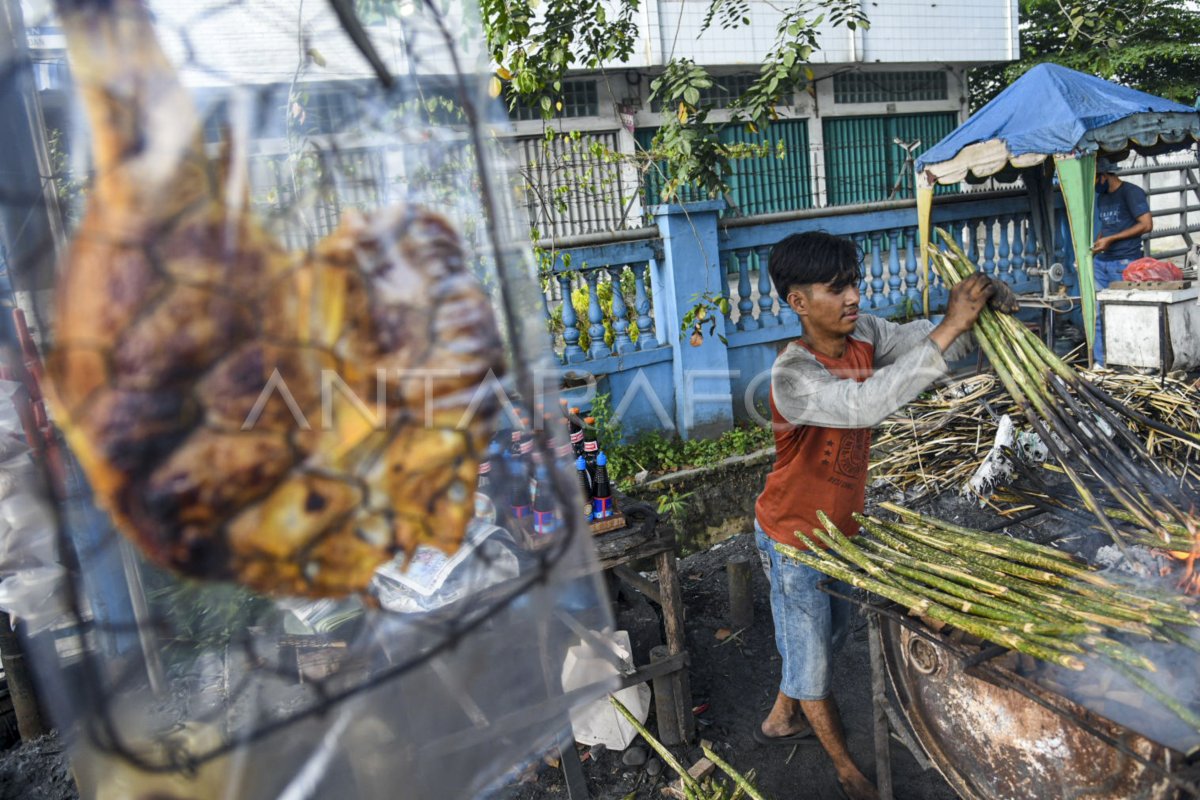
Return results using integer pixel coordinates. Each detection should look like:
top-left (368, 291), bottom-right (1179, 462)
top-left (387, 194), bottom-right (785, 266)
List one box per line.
top-left (589, 391), bottom-right (622, 453)
top-left (47, 127), bottom-right (87, 227)
top-left (589, 391), bottom-right (775, 487)
top-left (889, 296), bottom-right (920, 324)
top-left (970, 0), bottom-right (1200, 111)
top-left (680, 291), bottom-right (732, 345)
top-left (144, 570), bottom-right (275, 674)
top-left (540, 262), bottom-right (643, 353)
top-left (655, 486), bottom-right (694, 518)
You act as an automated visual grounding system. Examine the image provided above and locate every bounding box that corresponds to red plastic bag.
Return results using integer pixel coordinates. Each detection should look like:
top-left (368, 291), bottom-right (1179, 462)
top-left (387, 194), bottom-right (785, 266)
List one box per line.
top-left (1122, 257), bottom-right (1183, 282)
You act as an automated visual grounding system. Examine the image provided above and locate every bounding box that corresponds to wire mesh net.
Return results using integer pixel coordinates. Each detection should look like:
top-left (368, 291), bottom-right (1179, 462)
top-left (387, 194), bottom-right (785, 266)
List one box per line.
top-left (0, 1), bottom-right (621, 797)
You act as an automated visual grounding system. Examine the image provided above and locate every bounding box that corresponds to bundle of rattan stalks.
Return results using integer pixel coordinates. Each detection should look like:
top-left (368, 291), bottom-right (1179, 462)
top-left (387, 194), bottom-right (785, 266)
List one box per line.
top-left (896, 234), bottom-right (1200, 559)
top-left (778, 507), bottom-right (1200, 732)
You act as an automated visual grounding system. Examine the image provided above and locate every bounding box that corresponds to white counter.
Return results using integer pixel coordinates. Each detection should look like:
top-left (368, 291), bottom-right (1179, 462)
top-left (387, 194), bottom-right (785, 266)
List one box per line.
top-left (1097, 285), bottom-right (1200, 372)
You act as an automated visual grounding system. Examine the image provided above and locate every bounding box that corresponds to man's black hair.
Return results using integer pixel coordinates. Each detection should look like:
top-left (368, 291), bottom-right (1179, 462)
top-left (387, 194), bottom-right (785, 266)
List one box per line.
top-left (767, 231), bottom-right (863, 299)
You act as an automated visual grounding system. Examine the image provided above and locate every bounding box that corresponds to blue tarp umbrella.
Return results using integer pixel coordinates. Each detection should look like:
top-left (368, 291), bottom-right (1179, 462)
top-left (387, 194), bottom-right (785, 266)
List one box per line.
top-left (914, 63), bottom-right (1200, 357)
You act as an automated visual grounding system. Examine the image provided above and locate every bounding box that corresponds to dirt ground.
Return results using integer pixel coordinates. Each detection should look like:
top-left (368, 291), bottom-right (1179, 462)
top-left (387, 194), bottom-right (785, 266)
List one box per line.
top-left (0, 515), bottom-right (963, 800)
top-left (0, 732), bottom-right (75, 800)
top-left (491, 529), bottom-right (960, 800)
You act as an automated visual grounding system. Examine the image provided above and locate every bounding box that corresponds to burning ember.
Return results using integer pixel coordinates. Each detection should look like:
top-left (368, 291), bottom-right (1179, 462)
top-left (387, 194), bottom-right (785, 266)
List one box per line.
top-left (1165, 513), bottom-right (1200, 594)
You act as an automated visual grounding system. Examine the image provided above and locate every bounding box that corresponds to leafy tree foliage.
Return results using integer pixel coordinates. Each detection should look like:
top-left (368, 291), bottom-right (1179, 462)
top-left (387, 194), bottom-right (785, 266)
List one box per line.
top-left (478, 0), bottom-right (868, 202)
top-left (970, 0), bottom-right (1200, 111)
top-left (351, 0), bottom-right (867, 204)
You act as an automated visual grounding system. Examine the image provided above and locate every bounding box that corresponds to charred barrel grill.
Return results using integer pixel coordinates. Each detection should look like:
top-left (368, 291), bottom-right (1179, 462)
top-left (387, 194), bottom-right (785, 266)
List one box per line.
top-left (820, 583), bottom-right (1200, 800)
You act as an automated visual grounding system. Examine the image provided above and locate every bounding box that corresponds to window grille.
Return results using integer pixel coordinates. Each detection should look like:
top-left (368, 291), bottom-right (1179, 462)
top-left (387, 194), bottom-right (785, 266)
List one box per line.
top-left (833, 71), bottom-right (948, 104)
top-left (508, 79), bottom-right (599, 121)
top-left (649, 74), bottom-right (759, 112)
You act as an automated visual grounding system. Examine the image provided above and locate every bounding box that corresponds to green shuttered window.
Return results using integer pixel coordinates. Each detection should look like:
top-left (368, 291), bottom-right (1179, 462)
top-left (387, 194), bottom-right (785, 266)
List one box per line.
top-left (822, 112), bottom-right (958, 206)
top-left (635, 119), bottom-right (812, 217)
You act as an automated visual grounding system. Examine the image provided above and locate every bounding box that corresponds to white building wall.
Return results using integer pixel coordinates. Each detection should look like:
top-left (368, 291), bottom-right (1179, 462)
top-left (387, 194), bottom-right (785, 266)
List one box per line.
top-left (609, 0), bottom-right (1017, 69)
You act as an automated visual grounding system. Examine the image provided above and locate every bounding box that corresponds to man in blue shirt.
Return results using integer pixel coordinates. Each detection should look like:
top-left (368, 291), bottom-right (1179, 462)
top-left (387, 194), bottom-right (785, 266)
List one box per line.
top-left (1091, 157), bottom-right (1152, 365)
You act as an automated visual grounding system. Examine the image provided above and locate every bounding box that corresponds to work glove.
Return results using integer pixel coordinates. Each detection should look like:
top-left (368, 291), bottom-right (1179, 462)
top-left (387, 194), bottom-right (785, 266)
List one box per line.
top-left (987, 277), bottom-right (1019, 314)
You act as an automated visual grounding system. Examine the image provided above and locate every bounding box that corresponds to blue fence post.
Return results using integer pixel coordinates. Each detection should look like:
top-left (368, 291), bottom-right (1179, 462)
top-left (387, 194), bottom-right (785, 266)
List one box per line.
top-left (649, 199), bottom-right (735, 440)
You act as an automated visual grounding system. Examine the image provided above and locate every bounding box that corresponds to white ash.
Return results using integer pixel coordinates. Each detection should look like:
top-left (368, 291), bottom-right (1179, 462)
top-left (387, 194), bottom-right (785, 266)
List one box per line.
top-left (1093, 544), bottom-right (1170, 577)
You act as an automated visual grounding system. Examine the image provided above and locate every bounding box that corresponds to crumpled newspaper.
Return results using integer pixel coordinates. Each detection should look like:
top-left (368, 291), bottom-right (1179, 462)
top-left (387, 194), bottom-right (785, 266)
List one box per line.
top-left (0, 379), bottom-right (68, 633)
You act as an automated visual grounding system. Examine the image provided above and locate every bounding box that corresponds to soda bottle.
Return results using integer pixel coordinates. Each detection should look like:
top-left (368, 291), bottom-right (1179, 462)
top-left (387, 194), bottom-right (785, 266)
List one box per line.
top-left (532, 464), bottom-right (560, 537)
top-left (576, 455), bottom-right (593, 522)
top-left (567, 406), bottom-right (585, 457)
top-left (517, 417), bottom-right (535, 462)
top-left (550, 410), bottom-right (574, 462)
top-left (508, 455), bottom-right (532, 525)
top-left (582, 416), bottom-right (599, 484)
top-left (475, 456), bottom-right (496, 524)
top-left (592, 451), bottom-right (614, 519)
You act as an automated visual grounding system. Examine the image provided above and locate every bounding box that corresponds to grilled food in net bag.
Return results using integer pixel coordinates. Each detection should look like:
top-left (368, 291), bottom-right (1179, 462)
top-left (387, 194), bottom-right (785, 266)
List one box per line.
top-left (45, 0), bottom-right (506, 598)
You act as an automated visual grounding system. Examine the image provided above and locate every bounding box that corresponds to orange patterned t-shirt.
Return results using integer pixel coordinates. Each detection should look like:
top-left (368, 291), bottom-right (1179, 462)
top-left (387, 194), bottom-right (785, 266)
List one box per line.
top-left (754, 337), bottom-right (875, 549)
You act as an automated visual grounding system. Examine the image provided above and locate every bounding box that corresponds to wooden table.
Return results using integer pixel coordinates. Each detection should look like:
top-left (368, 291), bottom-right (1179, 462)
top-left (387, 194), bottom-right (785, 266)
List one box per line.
top-left (553, 501), bottom-right (694, 799)
top-left (592, 501), bottom-right (694, 746)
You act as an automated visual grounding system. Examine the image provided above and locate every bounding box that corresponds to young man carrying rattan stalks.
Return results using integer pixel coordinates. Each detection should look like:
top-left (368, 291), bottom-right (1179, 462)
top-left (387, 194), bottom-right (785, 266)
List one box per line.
top-left (752, 231), bottom-right (1017, 800)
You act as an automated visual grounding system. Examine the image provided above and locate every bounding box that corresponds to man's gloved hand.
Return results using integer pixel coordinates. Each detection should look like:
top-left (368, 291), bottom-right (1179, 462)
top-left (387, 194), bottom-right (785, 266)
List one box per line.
top-left (987, 277), bottom-right (1020, 314)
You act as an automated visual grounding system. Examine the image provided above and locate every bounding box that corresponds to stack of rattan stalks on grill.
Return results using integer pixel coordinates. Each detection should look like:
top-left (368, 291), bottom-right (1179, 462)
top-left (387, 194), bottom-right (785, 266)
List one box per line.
top-left (921, 233), bottom-right (1200, 561)
top-left (870, 374), bottom-right (1003, 498)
top-left (871, 370), bottom-right (1200, 502)
top-left (780, 507), bottom-right (1200, 732)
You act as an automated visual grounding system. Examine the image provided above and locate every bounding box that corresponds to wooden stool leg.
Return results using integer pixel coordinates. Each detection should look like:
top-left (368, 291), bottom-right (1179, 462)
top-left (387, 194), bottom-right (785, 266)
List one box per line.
top-left (557, 722), bottom-right (590, 799)
top-left (655, 548), bottom-right (694, 744)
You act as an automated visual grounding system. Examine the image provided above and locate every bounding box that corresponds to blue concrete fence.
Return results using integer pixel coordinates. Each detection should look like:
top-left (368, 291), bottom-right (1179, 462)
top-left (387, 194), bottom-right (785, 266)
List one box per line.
top-left (542, 190), bottom-right (1076, 439)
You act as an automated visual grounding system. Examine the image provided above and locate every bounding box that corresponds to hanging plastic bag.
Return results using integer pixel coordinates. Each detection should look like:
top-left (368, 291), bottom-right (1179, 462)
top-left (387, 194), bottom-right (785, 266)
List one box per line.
top-left (3, 1), bottom-right (617, 797)
top-left (1122, 257), bottom-right (1184, 282)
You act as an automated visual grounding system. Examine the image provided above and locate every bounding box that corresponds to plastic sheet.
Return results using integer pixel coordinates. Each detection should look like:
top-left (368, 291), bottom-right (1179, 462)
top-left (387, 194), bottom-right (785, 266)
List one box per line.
top-left (0, 380), bottom-right (68, 635)
top-left (0, 1), bottom-right (617, 796)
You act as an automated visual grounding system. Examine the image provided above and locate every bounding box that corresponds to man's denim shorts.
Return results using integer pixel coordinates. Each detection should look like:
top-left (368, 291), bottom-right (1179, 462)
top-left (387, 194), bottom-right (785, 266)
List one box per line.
top-left (754, 520), bottom-right (851, 701)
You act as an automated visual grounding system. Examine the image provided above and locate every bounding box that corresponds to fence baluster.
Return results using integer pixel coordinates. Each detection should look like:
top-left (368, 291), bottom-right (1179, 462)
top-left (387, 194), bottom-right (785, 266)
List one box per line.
top-left (632, 262), bottom-right (658, 350)
top-left (1009, 217), bottom-right (1024, 282)
top-left (560, 273), bottom-right (586, 363)
top-left (1023, 220), bottom-right (1038, 279)
top-left (997, 215), bottom-right (1012, 282)
top-left (585, 269), bottom-right (612, 359)
top-left (855, 234), bottom-right (870, 304)
top-left (609, 267), bottom-right (635, 354)
top-left (869, 232), bottom-right (885, 309)
top-left (737, 248), bottom-right (759, 331)
top-left (756, 246), bottom-right (778, 326)
top-left (983, 217), bottom-right (997, 278)
top-left (721, 253), bottom-right (734, 325)
top-left (887, 228), bottom-right (903, 308)
top-left (904, 227), bottom-right (921, 306)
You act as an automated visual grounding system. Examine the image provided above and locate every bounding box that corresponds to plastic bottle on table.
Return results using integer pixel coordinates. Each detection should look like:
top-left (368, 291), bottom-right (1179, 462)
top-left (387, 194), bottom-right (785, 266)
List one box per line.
top-left (582, 416), bottom-right (599, 485)
top-left (592, 451), bottom-right (614, 520)
top-left (532, 464), bottom-right (560, 537)
top-left (576, 455), bottom-right (593, 523)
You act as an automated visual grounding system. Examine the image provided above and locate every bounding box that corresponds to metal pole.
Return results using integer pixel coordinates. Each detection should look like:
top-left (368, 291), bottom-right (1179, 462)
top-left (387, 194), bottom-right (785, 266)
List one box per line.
top-left (867, 612), bottom-right (894, 800)
top-left (0, 0), bottom-right (64, 310)
top-left (119, 541), bottom-right (165, 695)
